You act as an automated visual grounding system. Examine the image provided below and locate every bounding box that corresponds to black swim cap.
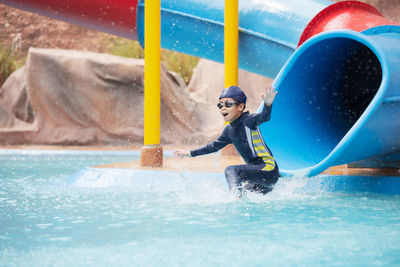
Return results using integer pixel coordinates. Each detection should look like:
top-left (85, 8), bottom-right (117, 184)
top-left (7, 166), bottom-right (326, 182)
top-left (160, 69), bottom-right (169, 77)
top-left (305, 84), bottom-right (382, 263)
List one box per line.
top-left (219, 86), bottom-right (247, 104)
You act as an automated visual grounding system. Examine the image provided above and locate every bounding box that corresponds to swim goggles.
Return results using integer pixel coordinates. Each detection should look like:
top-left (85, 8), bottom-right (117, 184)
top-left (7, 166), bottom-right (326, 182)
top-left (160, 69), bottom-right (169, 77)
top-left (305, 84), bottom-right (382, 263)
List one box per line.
top-left (217, 100), bottom-right (238, 109)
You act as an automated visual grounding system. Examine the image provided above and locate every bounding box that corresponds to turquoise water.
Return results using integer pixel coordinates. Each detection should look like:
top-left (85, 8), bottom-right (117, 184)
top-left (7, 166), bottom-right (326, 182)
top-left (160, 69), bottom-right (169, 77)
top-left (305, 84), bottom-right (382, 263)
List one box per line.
top-left (1, 150), bottom-right (399, 266)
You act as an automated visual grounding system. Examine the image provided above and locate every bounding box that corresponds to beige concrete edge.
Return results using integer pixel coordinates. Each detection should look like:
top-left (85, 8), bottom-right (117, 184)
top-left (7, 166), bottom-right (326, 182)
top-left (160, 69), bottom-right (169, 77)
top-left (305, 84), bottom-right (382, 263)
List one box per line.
top-left (97, 153), bottom-right (244, 173)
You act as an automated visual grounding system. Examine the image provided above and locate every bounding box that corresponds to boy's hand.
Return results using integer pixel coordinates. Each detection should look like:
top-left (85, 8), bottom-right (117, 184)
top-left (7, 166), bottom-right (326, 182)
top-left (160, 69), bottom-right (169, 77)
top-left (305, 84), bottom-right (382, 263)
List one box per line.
top-left (262, 84), bottom-right (278, 106)
top-left (173, 150), bottom-right (191, 159)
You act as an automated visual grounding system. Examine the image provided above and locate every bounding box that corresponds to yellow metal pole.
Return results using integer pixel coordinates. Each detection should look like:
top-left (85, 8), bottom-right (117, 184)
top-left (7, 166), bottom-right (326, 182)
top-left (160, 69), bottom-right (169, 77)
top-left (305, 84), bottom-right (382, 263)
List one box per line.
top-left (141, 0), bottom-right (163, 167)
top-left (222, 0), bottom-right (240, 157)
top-left (224, 0), bottom-right (239, 87)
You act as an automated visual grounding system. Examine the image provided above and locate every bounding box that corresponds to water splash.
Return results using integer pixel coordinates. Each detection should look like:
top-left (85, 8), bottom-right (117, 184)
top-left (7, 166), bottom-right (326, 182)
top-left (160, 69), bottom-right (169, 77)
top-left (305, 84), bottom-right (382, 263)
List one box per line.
top-left (66, 167), bottom-right (325, 205)
top-left (67, 167), bottom-right (236, 204)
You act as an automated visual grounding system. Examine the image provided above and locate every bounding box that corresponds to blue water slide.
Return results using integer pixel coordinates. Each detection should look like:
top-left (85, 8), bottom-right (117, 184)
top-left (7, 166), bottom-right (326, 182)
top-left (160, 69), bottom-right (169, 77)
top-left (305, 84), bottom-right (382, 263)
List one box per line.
top-left (261, 26), bottom-right (400, 176)
top-left (137, 0), bottom-right (332, 78)
top-left (136, 0), bottom-right (400, 176)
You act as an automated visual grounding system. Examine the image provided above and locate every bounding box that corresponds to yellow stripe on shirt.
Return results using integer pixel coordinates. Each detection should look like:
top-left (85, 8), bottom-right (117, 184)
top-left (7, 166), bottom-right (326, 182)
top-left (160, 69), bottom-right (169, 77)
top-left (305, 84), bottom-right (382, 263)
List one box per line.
top-left (251, 129), bottom-right (276, 170)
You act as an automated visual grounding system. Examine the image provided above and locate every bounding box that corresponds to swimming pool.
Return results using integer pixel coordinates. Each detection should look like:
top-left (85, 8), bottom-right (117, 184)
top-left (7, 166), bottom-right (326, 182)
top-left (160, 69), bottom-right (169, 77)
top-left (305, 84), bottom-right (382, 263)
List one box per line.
top-left (1, 149), bottom-right (399, 266)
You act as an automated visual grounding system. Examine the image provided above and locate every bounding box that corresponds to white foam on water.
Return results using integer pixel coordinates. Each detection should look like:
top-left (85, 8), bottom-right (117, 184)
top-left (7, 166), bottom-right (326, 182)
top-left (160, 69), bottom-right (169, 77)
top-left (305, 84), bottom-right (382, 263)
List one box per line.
top-left (242, 175), bottom-right (323, 203)
top-left (173, 173), bottom-right (237, 205)
top-left (68, 168), bottom-right (187, 192)
top-left (67, 167), bottom-right (327, 205)
top-left (67, 168), bottom-right (239, 204)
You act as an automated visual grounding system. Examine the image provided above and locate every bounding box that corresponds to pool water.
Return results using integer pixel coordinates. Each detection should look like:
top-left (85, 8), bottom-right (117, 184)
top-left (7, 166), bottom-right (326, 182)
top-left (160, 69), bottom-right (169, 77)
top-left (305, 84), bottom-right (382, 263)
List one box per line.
top-left (1, 150), bottom-right (399, 266)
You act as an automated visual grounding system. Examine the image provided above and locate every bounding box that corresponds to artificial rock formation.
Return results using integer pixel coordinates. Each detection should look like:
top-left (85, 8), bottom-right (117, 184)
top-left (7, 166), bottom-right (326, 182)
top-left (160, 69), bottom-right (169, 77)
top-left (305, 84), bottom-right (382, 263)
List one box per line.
top-left (0, 48), bottom-right (269, 145)
top-left (0, 48), bottom-right (269, 146)
top-left (0, 48), bottom-right (201, 145)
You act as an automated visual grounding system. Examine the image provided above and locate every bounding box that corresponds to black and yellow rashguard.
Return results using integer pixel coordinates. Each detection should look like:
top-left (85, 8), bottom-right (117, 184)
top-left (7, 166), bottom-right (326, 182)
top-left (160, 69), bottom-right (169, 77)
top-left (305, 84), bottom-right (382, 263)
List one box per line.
top-left (190, 104), bottom-right (280, 194)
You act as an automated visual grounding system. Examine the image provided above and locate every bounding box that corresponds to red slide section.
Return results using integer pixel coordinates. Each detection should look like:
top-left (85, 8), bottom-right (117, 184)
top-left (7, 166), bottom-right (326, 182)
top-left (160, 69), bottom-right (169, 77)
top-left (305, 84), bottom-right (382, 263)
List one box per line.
top-left (299, 1), bottom-right (397, 46)
top-left (0, 0), bottom-right (139, 39)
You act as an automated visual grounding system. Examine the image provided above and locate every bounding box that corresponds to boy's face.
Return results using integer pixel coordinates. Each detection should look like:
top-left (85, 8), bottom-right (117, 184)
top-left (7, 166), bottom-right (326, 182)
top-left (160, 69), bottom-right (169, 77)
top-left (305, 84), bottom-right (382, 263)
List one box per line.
top-left (218, 97), bottom-right (245, 122)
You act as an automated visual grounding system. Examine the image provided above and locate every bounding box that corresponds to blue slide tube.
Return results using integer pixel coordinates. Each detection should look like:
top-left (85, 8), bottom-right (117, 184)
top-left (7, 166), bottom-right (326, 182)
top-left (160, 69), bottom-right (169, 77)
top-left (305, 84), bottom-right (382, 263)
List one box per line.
top-left (137, 0), bottom-right (400, 176)
top-left (136, 0), bottom-right (332, 79)
top-left (260, 26), bottom-right (400, 176)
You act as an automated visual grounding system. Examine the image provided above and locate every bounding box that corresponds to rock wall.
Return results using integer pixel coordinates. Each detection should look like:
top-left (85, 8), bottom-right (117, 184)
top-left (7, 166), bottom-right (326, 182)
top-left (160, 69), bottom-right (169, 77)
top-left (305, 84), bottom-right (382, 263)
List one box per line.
top-left (0, 48), bottom-right (208, 145)
top-left (0, 48), bottom-right (270, 146)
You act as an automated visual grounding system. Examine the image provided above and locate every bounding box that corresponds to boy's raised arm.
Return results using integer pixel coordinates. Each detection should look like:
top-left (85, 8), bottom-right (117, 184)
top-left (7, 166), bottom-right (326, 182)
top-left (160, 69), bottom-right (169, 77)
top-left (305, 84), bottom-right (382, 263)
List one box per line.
top-left (247, 84), bottom-right (278, 127)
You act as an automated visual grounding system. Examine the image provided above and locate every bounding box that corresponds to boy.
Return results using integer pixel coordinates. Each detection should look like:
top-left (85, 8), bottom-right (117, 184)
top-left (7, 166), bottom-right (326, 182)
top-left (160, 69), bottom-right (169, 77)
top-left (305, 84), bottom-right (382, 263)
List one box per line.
top-left (174, 85), bottom-right (279, 196)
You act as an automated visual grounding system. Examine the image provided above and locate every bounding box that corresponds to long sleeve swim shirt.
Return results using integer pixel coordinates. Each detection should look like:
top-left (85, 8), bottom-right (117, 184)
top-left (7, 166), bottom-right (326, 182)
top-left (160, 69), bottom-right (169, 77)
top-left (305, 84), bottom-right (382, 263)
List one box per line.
top-left (190, 104), bottom-right (277, 167)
